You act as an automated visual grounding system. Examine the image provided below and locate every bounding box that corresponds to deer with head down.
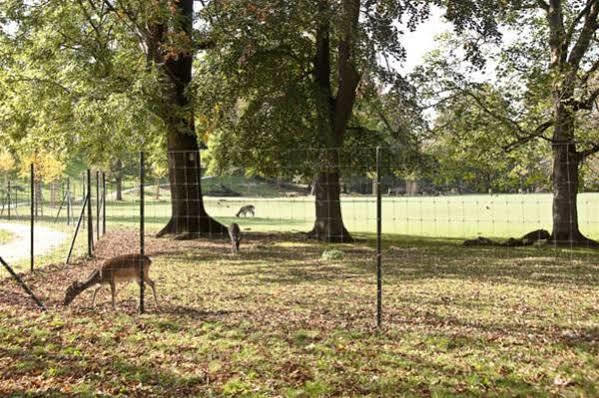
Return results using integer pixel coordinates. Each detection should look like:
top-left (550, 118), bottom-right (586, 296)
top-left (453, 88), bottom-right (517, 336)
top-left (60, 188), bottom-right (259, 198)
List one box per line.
top-left (64, 254), bottom-right (158, 310)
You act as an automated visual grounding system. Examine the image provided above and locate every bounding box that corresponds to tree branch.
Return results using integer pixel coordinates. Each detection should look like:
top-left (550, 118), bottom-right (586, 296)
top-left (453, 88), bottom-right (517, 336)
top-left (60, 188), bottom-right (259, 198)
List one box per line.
top-left (450, 84), bottom-right (555, 150)
top-left (564, 0), bottom-right (594, 49)
top-left (536, 0), bottom-right (550, 11)
top-left (502, 120), bottom-right (555, 152)
top-left (567, 0), bottom-right (599, 69)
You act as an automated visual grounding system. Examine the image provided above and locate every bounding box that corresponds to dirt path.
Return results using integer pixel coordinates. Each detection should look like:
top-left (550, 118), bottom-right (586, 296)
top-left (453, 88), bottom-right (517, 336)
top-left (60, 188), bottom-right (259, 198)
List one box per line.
top-left (0, 223), bottom-right (67, 264)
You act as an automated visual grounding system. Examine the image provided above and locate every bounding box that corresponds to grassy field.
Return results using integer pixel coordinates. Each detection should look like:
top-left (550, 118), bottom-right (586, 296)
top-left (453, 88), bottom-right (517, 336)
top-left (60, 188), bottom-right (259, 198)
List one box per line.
top-left (0, 229), bottom-right (14, 244)
top-left (1, 191), bottom-right (597, 274)
top-left (0, 230), bottom-right (597, 396)
top-left (106, 192), bottom-right (599, 240)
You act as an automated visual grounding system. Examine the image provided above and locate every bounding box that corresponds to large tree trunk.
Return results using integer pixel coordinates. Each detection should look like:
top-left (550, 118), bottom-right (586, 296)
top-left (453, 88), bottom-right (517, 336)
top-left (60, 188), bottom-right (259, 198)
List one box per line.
top-left (308, 168), bottom-right (352, 242)
top-left (549, 99), bottom-right (595, 246)
top-left (543, 2), bottom-right (598, 246)
top-left (550, 142), bottom-right (584, 242)
top-left (157, 144), bottom-right (226, 238)
top-left (115, 175), bottom-right (123, 201)
top-left (154, 0), bottom-right (225, 238)
top-left (307, 0), bottom-right (359, 243)
top-left (115, 159), bottom-right (124, 201)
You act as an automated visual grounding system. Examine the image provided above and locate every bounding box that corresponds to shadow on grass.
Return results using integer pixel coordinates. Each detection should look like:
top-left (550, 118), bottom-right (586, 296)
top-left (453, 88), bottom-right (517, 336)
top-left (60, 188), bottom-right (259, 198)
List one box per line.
top-left (0, 345), bottom-right (204, 396)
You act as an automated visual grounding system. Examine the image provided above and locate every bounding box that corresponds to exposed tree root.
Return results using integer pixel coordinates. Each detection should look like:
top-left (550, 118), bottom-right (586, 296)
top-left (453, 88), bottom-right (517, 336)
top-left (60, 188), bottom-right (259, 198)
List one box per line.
top-left (306, 224), bottom-right (354, 243)
top-left (156, 217), bottom-right (227, 239)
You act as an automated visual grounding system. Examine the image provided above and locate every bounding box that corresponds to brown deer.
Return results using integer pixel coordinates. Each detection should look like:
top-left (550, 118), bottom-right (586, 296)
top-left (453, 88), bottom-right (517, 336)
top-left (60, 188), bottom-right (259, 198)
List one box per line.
top-left (64, 254), bottom-right (158, 310)
top-left (228, 223), bottom-right (241, 253)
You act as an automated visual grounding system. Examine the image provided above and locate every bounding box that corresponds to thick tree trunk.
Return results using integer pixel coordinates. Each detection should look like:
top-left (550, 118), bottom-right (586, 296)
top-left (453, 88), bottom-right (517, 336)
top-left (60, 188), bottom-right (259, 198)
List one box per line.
top-left (543, 2), bottom-right (598, 246)
top-left (115, 176), bottom-right (123, 201)
top-left (154, 0), bottom-right (225, 238)
top-left (158, 149), bottom-right (225, 238)
top-left (549, 100), bottom-right (596, 246)
top-left (550, 142), bottom-right (585, 243)
top-left (155, 177), bottom-right (160, 200)
top-left (307, 0), bottom-right (359, 243)
top-left (308, 170), bottom-right (352, 243)
top-left (114, 159), bottom-right (124, 201)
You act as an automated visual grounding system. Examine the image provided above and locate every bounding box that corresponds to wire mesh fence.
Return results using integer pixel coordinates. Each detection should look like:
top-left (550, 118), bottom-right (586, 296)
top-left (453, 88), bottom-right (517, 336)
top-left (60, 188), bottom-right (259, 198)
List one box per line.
top-left (0, 146), bottom-right (597, 317)
top-left (93, 147), bottom-right (599, 253)
top-left (0, 167), bottom-right (107, 276)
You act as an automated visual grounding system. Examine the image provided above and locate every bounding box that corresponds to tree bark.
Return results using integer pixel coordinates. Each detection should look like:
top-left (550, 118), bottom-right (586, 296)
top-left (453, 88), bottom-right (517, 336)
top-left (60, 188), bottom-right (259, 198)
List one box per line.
top-left (152, 0), bottom-right (225, 238)
top-left (544, 1), bottom-right (598, 246)
top-left (115, 175), bottom-right (123, 201)
top-left (307, 0), bottom-right (360, 243)
top-left (548, 103), bottom-right (595, 245)
top-left (114, 159), bottom-right (123, 201)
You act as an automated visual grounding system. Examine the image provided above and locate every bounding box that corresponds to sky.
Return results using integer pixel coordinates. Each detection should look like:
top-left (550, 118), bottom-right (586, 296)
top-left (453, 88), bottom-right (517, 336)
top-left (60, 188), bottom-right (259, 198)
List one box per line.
top-left (400, 7), bottom-right (454, 73)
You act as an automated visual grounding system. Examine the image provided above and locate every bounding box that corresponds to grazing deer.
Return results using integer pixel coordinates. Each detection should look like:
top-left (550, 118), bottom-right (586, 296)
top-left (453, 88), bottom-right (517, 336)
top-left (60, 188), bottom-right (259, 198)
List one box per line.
top-left (228, 223), bottom-right (241, 253)
top-left (235, 204), bottom-right (255, 217)
top-left (64, 254), bottom-right (158, 310)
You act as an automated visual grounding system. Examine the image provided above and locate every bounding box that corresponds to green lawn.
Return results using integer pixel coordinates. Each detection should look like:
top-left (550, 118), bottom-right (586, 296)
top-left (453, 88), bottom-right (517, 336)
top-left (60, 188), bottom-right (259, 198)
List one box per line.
top-left (0, 230), bottom-right (597, 396)
top-left (106, 192), bottom-right (599, 240)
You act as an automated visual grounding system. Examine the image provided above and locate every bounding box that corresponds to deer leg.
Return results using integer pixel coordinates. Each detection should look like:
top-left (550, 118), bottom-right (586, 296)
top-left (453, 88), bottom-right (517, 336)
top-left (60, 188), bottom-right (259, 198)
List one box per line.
top-left (91, 285), bottom-right (103, 307)
top-left (110, 280), bottom-right (116, 310)
top-left (139, 278), bottom-right (159, 309)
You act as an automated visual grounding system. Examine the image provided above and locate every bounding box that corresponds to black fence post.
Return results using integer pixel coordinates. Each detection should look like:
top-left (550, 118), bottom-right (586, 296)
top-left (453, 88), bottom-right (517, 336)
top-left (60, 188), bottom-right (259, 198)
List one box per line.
top-left (139, 152), bottom-right (145, 314)
top-left (67, 177), bottom-right (71, 225)
top-left (30, 164), bottom-right (34, 272)
top-left (66, 194), bottom-right (88, 265)
top-left (0, 257), bottom-right (46, 311)
top-left (96, 171), bottom-right (100, 241)
top-left (102, 172), bottom-right (106, 235)
top-left (376, 146), bottom-right (382, 328)
top-left (87, 169), bottom-right (93, 257)
top-left (14, 184), bottom-right (18, 217)
top-left (7, 179), bottom-right (10, 220)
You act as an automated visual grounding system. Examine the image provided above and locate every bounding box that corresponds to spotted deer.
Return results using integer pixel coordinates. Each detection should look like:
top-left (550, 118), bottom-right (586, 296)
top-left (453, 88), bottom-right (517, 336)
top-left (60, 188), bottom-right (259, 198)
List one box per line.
top-left (64, 254), bottom-right (158, 310)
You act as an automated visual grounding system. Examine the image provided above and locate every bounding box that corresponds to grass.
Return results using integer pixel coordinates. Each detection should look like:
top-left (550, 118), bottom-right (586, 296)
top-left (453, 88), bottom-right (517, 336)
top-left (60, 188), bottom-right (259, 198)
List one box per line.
top-left (0, 230), bottom-right (597, 396)
top-left (0, 228), bottom-right (14, 244)
top-left (106, 192), bottom-right (599, 240)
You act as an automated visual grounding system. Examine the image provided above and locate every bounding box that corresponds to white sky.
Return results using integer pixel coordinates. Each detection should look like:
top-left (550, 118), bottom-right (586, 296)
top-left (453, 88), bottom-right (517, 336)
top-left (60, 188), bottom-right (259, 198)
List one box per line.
top-left (400, 7), bottom-right (454, 73)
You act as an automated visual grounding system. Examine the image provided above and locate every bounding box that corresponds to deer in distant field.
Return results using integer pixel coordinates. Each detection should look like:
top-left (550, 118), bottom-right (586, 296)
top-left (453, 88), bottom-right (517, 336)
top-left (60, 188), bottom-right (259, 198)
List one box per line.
top-left (64, 253), bottom-right (159, 310)
top-left (228, 223), bottom-right (241, 253)
top-left (235, 204), bottom-right (255, 217)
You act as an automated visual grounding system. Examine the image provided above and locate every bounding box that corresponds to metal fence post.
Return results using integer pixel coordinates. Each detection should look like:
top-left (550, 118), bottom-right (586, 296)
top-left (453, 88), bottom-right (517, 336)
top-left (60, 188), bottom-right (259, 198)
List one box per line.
top-left (67, 177), bottom-right (71, 225)
top-left (376, 146), bottom-right (382, 328)
top-left (7, 179), bottom-right (10, 220)
top-left (96, 171), bottom-right (100, 241)
top-left (102, 172), bottom-right (106, 235)
top-left (30, 164), bottom-right (34, 272)
top-left (0, 257), bottom-right (46, 311)
top-left (139, 152), bottom-right (145, 314)
top-left (87, 169), bottom-right (93, 256)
